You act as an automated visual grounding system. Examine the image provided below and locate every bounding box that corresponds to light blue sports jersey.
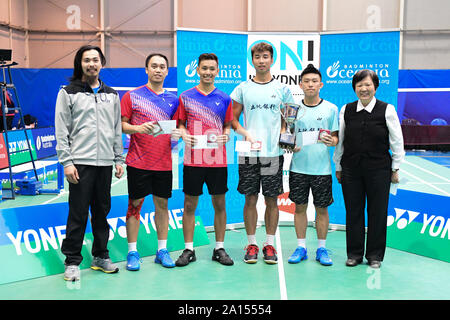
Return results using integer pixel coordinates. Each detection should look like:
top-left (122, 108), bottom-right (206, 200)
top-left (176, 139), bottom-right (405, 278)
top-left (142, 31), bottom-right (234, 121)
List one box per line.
top-left (230, 79), bottom-right (294, 157)
top-left (290, 99), bottom-right (339, 175)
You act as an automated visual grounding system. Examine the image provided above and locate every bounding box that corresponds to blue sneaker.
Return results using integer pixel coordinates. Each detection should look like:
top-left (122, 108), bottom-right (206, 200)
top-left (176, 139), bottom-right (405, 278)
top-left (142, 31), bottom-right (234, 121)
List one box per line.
top-left (126, 251), bottom-right (142, 271)
top-left (316, 247), bottom-right (333, 266)
top-left (155, 249), bottom-right (175, 268)
top-left (288, 247), bottom-right (308, 264)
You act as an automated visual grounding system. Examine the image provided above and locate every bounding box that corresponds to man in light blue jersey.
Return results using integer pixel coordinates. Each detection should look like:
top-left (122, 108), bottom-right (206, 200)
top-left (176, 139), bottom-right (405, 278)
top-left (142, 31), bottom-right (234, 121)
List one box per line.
top-left (287, 64), bottom-right (339, 266)
top-left (231, 42), bottom-right (294, 264)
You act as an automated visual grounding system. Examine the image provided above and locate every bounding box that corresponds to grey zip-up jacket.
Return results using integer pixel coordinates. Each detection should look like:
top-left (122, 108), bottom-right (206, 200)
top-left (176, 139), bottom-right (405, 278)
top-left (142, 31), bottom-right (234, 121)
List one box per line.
top-left (55, 79), bottom-right (124, 168)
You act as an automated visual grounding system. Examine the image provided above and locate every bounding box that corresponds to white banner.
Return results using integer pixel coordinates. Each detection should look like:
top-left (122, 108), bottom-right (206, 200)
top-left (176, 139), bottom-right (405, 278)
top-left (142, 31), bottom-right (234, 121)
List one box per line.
top-left (247, 33), bottom-right (320, 103)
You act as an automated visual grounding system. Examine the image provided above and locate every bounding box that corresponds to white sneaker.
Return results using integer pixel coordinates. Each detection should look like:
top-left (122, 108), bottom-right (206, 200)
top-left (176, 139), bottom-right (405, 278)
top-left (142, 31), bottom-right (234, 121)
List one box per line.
top-left (64, 265), bottom-right (80, 281)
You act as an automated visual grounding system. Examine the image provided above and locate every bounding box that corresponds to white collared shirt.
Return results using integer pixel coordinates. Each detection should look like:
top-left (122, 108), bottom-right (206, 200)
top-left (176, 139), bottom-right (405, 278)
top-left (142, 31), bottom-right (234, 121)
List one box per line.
top-left (333, 97), bottom-right (405, 171)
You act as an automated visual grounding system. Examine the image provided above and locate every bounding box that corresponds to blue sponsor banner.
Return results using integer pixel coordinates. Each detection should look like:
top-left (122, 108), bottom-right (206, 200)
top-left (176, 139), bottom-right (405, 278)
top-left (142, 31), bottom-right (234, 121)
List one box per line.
top-left (176, 29), bottom-right (247, 227)
top-left (388, 189), bottom-right (449, 226)
top-left (0, 191), bottom-right (185, 247)
top-left (319, 31), bottom-right (400, 226)
top-left (0, 190), bottom-right (209, 284)
top-left (31, 127), bottom-right (57, 159)
top-left (319, 31), bottom-right (400, 109)
top-left (113, 67), bottom-right (178, 99)
top-left (387, 189), bottom-right (449, 262)
top-left (176, 29), bottom-right (248, 95)
top-left (3, 129), bottom-right (37, 167)
top-left (11, 67), bottom-right (178, 128)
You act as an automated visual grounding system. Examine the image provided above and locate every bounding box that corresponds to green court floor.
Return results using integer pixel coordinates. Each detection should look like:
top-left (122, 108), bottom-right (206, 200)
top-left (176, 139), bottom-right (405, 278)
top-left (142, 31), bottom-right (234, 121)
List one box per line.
top-left (0, 225), bottom-right (449, 300)
top-left (0, 151), bottom-right (449, 301)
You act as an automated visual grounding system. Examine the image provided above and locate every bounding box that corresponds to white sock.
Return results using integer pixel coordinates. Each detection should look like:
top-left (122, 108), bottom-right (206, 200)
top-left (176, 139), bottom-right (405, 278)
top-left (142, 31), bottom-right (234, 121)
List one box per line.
top-left (266, 234), bottom-right (275, 246)
top-left (158, 239), bottom-right (167, 251)
top-left (297, 238), bottom-right (306, 248)
top-left (215, 241), bottom-right (224, 250)
top-left (247, 234), bottom-right (257, 245)
top-left (185, 242), bottom-right (194, 251)
top-left (128, 242), bottom-right (137, 253)
top-left (318, 239), bottom-right (326, 248)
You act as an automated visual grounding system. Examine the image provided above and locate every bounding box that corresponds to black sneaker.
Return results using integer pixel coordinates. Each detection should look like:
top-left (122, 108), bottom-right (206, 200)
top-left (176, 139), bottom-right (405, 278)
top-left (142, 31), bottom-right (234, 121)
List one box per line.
top-left (175, 249), bottom-right (196, 267)
top-left (212, 248), bottom-right (234, 266)
top-left (243, 244), bottom-right (259, 264)
top-left (262, 244), bottom-right (278, 264)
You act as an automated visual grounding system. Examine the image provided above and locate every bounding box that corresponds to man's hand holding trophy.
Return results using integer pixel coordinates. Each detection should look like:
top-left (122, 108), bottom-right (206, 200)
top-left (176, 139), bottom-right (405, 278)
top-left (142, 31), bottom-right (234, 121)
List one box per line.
top-left (279, 102), bottom-right (305, 153)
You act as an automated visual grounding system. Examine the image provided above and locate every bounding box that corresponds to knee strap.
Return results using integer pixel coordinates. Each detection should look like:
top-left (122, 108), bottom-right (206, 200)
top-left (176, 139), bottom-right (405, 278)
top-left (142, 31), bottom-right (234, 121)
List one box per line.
top-left (126, 198), bottom-right (145, 221)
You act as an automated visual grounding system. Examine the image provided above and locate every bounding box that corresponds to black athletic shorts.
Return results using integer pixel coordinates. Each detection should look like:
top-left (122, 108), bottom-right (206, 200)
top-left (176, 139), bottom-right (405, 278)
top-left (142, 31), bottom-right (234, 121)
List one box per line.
top-left (288, 171), bottom-right (333, 208)
top-left (127, 165), bottom-right (172, 200)
top-left (237, 155), bottom-right (284, 197)
top-left (183, 166), bottom-right (228, 196)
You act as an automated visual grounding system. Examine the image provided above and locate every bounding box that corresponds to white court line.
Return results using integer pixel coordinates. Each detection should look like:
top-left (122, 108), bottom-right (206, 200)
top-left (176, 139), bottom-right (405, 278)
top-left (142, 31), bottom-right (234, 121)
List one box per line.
top-left (404, 182), bottom-right (450, 185)
top-left (401, 169), bottom-right (450, 197)
top-left (41, 189), bottom-right (68, 205)
top-left (275, 227), bottom-right (287, 300)
top-left (41, 174), bottom-right (127, 205)
top-left (403, 159), bottom-right (450, 183)
top-left (398, 88), bottom-right (450, 92)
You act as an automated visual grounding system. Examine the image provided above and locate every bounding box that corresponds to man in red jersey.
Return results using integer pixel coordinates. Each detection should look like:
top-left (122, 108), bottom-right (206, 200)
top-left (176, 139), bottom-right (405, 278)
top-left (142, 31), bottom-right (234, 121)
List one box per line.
top-left (121, 53), bottom-right (180, 270)
top-left (175, 53), bottom-right (234, 266)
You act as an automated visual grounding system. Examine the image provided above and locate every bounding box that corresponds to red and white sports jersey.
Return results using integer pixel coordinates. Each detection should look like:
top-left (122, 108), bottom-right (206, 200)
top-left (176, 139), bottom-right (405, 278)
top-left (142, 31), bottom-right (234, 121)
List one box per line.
top-left (121, 85), bottom-right (179, 171)
top-left (178, 87), bottom-right (233, 167)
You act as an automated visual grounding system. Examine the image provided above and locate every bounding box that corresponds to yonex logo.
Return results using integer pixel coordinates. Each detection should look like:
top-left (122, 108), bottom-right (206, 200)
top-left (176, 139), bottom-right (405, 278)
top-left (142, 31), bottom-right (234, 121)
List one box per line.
top-left (5, 209), bottom-right (185, 256)
top-left (387, 208), bottom-right (419, 229)
top-left (107, 209), bottom-right (184, 240)
top-left (388, 208), bottom-right (450, 239)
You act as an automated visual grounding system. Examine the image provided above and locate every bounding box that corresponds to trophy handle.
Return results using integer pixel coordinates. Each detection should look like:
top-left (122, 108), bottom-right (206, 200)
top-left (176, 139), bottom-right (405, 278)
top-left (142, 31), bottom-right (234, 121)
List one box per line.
top-left (296, 104), bottom-right (306, 120)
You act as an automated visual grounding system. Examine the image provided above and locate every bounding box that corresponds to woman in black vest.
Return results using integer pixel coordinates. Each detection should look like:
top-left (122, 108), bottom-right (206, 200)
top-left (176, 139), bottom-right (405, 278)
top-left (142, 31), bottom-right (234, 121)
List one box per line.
top-left (333, 69), bottom-right (404, 268)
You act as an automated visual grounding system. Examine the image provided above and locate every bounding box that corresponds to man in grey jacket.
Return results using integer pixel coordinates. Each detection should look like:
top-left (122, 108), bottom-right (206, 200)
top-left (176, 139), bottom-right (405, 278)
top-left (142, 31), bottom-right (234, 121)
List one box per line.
top-left (55, 45), bottom-right (124, 281)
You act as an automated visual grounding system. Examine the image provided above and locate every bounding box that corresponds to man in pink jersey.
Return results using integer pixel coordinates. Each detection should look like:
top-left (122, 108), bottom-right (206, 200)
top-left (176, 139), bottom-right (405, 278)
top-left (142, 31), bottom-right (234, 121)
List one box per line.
top-left (175, 53), bottom-right (234, 266)
top-left (121, 53), bottom-right (180, 270)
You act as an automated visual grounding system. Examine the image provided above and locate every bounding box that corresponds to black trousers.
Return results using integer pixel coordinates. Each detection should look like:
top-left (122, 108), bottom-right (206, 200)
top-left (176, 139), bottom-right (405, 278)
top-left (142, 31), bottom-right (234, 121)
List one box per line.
top-left (61, 165), bottom-right (113, 265)
top-left (341, 162), bottom-right (391, 261)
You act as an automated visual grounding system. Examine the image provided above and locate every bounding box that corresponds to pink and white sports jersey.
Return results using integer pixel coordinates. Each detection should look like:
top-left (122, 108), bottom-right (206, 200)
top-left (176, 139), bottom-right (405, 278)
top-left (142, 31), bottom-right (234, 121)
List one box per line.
top-left (121, 85), bottom-right (179, 171)
top-left (178, 87), bottom-right (233, 167)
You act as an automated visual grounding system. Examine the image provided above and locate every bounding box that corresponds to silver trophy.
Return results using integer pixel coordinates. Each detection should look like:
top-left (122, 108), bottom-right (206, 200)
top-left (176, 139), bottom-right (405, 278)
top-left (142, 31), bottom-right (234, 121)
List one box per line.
top-left (279, 102), bottom-right (305, 149)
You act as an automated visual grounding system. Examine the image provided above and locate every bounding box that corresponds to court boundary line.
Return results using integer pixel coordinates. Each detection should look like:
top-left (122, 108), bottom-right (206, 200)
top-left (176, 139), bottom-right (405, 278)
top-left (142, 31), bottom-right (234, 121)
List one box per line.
top-left (403, 159), bottom-right (450, 183)
top-left (41, 174), bottom-right (128, 205)
top-left (275, 227), bottom-right (287, 300)
top-left (401, 169), bottom-right (450, 196)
